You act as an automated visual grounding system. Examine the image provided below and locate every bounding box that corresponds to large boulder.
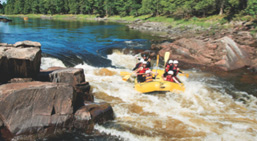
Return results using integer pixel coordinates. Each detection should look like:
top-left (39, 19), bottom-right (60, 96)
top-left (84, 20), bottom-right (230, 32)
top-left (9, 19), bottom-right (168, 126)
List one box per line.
top-left (49, 68), bottom-right (85, 87)
top-left (157, 36), bottom-right (254, 71)
top-left (0, 41), bottom-right (41, 83)
top-left (215, 36), bottom-right (251, 71)
top-left (37, 67), bottom-right (93, 110)
top-left (84, 102), bottom-right (115, 124)
top-left (0, 81), bottom-right (75, 137)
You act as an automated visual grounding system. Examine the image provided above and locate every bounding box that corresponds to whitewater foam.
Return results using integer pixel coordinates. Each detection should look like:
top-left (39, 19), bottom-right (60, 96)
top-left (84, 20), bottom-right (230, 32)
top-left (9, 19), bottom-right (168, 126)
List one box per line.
top-left (41, 57), bottom-right (66, 70)
top-left (74, 52), bottom-right (257, 141)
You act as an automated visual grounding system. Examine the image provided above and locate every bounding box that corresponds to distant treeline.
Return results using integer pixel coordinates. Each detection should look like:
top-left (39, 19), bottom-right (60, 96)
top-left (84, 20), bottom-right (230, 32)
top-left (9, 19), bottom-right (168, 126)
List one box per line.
top-left (0, 0), bottom-right (256, 18)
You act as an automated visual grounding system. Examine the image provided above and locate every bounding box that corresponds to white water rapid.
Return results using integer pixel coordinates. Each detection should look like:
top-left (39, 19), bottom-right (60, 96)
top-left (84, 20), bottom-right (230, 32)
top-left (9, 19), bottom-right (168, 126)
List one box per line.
top-left (42, 53), bottom-right (257, 141)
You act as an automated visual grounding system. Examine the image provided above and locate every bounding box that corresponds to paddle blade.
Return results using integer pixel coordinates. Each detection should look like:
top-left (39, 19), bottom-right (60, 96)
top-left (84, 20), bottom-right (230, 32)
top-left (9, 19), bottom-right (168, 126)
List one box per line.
top-left (156, 55), bottom-right (159, 67)
top-left (122, 75), bottom-right (131, 81)
top-left (178, 73), bottom-right (189, 78)
top-left (164, 52), bottom-right (170, 65)
top-left (120, 71), bottom-right (131, 76)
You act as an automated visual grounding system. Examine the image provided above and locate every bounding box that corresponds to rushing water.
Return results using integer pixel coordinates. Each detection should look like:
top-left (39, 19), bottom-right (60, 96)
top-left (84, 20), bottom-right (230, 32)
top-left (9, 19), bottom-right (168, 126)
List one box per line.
top-left (1, 17), bottom-right (257, 141)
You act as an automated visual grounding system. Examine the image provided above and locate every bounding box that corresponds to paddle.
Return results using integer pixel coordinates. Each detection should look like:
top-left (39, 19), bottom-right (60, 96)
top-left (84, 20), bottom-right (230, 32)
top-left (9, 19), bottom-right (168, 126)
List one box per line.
top-left (163, 52), bottom-right (189, 78)
top-left (164, 52), bottom-right (170, 66)
top-left (155, 55), bottom-right (159, 77)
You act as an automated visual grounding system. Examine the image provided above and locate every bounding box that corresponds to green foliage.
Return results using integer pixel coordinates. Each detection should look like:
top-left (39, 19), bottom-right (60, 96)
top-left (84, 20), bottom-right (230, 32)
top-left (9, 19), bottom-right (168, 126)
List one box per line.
top-left (0, 0), bottom-right (255, 19)
top-left (246, 0), bottom-right (257, 16)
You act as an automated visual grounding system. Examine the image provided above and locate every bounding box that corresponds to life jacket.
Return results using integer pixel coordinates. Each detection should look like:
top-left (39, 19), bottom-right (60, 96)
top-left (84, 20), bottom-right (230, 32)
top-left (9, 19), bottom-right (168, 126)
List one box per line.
top-left (172, 66), bottom-right (179, 76)
top-left (138, 67), bottom-right (148, 74)
top-left (166, 75), bottom-right (174, 82)
top-left (133, 63), bottom-right (142, 71)
top-left (165, 64), bottom-right (174, 72)
top-left (145, 75), bottom-right (153, 82)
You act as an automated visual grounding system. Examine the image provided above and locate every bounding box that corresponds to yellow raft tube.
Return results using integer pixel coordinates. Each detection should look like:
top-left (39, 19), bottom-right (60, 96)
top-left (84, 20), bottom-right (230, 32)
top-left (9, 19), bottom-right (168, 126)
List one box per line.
top-left (134, 69), bottom-right (185, 93)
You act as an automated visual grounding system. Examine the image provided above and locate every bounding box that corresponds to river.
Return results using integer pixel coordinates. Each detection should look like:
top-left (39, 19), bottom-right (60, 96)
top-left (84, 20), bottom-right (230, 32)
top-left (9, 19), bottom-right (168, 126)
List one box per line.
top-left (1, 17), bottom-right (257, 141)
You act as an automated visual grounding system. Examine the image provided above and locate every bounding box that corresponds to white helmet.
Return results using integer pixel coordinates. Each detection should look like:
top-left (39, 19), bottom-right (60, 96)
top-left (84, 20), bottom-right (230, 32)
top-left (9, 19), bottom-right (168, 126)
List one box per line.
top-left (173, 60), bottom-right (178, 64)
top-left (168, 60), bottom-right (173, 64)
top-left (143, 61), bottom-right (147, 64)
top-left (168, 71), bottom-right (174, 75)
top-left (145, 70), bottom-right (151, 74)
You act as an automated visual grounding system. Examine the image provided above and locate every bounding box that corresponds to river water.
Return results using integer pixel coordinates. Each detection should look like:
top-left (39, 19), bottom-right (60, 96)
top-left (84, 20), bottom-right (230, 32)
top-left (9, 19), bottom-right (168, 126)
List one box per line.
top-left (1, 17), bottom-right (257, 141)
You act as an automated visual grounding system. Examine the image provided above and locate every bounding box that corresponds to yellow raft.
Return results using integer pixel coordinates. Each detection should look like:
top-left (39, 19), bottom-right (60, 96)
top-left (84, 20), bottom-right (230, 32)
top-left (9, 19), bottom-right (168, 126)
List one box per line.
top-left (134, 69), bottom-right (185, 93)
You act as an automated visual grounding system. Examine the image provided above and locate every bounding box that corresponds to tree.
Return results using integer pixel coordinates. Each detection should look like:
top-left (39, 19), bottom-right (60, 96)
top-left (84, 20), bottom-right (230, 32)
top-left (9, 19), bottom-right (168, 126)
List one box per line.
top-left (246, 0), bottom-right (257, 16)
top-left (68, 0), bottom-right (79, 14)
top-left (0, 1), bottom-right (2, 9)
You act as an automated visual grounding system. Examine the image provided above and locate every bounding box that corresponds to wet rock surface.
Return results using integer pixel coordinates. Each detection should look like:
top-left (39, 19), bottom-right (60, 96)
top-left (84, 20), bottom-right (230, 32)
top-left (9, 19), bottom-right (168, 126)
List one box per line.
top-left (129, 21), bottom-right (257, 72)
top-left (0, 41), bottom-right (41, 83)
top-left (0, 41), bottom-right (115, 140)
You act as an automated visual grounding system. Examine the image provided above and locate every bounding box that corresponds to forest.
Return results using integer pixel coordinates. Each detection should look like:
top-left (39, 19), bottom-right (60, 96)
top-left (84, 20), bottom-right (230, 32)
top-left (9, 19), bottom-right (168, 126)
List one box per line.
top-left (0, 0), bottom-right (257, 19)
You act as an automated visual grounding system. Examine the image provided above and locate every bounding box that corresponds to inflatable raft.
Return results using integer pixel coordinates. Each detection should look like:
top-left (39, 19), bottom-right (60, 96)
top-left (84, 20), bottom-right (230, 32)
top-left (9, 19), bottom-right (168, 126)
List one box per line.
top-left (134, 69), bottom-right (185, 93)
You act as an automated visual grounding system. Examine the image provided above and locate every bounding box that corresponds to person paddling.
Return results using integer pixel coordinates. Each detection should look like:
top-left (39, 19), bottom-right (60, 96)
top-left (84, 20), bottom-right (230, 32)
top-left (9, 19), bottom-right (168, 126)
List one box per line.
top-left (142, 54), bottom-right (151, 69)
top-left (133, 58), bottom-right (144, 71)
top-left (136, 61), bottom-right (149, 83)
top-left (163, 60), bottom-right (173, 77)
top-left (165, 71), bottom-right (181, 84)
top-left (171, 60), bottom-right (182, 83)
top-left (144, 70), bottom-right (156, 82)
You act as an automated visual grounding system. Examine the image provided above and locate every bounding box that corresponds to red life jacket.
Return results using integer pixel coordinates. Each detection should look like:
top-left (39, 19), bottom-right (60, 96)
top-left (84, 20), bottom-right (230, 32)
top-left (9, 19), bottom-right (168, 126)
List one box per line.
top-left (166, 75), bottom-right (174, 82)
top-left (165, 64), bottom-right (170, 72)
top-left (138, 67), bottom-right (148, 74)
top-left (172, 66), bottom-right (179, 76)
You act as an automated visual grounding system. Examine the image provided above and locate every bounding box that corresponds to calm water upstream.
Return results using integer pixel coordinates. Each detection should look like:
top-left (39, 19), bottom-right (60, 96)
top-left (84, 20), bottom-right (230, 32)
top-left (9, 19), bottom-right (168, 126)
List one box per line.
top-left (0, 17), bottom-right (257, 141)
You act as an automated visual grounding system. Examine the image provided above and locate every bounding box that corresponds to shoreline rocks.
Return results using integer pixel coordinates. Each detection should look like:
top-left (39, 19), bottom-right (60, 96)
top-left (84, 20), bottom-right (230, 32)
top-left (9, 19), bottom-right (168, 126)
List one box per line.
top-left (0, 41), bottom-right (115, 140)
top-left (129, 20), bottom-right (257, 72)
top-left (0, 41), bottom-right (41, 83)
top-left (0, 18), bottom-right (12, 22)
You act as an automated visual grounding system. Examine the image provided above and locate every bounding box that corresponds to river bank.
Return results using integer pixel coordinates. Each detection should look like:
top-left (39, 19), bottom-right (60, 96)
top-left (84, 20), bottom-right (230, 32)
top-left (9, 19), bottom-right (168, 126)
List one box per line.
top-left (2, 14), bottom-right (257, 72)
top-left (1, 16), bottom-right (257, 140)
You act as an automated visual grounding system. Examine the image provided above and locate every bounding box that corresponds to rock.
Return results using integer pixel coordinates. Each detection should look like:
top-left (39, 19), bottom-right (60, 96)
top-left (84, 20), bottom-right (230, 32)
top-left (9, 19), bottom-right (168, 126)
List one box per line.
top-left (73, 106), bottom-right (94, 132)
top-left (217, 36), bottom-right (251, 71)
top-left (37, 67), bottom-right (65, 81)
top-left (0, 119), bottom-right (3, 127)
top-left (0, 81), bottom-right (75, 136)
top-left (0, 43), bottom-right (8, 46)
top-left (49, 68), bottom-right (85, 87)
top-left (0, 18), bottom-right (12, 22)
top-left (48, 67), bottom-right (91, 110)
top-left (75, 82), bottom-right (94, 102)
top-left (0, 42), bottom-right (41, 83)
top-left (157, 36), bottom-right (253, 71)
top-left (8, 78), bottom-right (33, 83)
top-left (84, 102), bottom-right (114, 124)
top-left (14, 41), bottom-right (41, 48)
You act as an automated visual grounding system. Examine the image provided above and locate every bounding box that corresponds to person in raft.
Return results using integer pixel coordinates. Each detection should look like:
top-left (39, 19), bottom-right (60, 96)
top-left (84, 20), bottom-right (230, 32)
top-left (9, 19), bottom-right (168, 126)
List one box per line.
top-left (163, 60), bottom-right (174, 77)
top-left (144, 70), bottom-right (157, 82)
top-left (171, 60), bottom-right (183, 83)
top-left (133, 58), bottom-right (144, 71)
top-left (142, 54), bottom-right (151, 69)
top-left (165, 71), bottom-right (181, 84)
top-left (136, 61), bottom-right (149, 83)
